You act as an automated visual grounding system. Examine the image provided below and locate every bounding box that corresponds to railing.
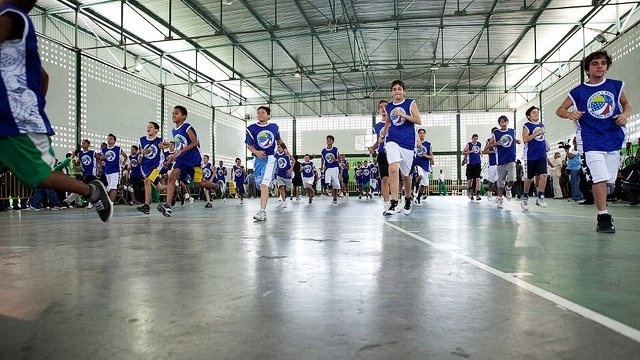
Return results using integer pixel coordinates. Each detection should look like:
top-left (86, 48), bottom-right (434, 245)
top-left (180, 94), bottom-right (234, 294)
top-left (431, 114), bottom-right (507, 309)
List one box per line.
top-left (0, 171), bottom-right (31, 207)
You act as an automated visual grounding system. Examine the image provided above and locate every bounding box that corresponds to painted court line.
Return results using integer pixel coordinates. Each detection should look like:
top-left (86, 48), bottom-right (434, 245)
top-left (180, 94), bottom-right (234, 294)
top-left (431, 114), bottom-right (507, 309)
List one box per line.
top-left (385, 221), bottom-right (640, 344)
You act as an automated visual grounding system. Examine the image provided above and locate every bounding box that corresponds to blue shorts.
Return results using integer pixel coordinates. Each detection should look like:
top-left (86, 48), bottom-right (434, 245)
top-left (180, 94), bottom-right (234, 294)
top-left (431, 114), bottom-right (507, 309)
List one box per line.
top-left (525, 157), bottom-right (548, 179)
top-left (235, 180), bottom-right (245, 194)
top-left (254, 155), bottom-right (276, 188)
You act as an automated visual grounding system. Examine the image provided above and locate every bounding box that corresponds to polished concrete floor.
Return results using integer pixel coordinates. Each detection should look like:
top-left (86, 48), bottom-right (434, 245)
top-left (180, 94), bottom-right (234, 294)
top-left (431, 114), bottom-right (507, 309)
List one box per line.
top-left (1, 195), bottom-right (639, 359)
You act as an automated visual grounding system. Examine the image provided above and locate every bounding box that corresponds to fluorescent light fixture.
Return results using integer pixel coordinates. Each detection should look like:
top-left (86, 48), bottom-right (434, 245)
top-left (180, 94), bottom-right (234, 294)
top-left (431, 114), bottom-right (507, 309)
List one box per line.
top-left (430, 63), bottom-right (439, 70)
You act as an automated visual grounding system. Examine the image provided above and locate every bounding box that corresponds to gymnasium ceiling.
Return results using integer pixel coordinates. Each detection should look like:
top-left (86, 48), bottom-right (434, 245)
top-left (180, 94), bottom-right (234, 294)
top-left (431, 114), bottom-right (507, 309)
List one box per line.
top-left (35, 0), bottom-right (640, 113)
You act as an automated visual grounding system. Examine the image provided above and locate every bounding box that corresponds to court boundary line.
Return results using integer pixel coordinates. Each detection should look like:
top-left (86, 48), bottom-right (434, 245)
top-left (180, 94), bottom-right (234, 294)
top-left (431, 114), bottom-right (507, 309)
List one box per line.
top-left (385, 221), bottom-right (640, 344)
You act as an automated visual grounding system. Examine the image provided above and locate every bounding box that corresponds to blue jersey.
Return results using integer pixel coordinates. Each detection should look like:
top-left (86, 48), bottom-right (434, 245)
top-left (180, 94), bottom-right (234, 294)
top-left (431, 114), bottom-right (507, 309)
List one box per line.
top-left (129, 154), bottom-right (143, 178)
top-left (568, 79), bottom-right (625, 152)
top-left (370, 165), bottom-right (379, 179)
top-left (321, 146), bottom-right (340, 169)
top-left (0, 4), bottom-right (55, 138)
top-left (172, 122), bottom-right (202, 166)
top-left (373, 122), bottom-right (386, 154)
top-left (466, 141), bottom-right (482, 165)
top-left (140, 136), bottom-right (164, 176)
top-left (215, 166), bottom-right (226, 182)
top-left (233, 165), bottom-right (245, 183)
top-left (79, 150), bottom-right (97, 177)
top-left (275, 152), bottom-right (291, 178)
top-left (486, 139), bottom-right (497, 166)
top-left (385, 99), bottom-right (417, 150)
top-left (493, 128), bottom-right (517, 165)
top-left (415, 141), bottom-right (432, 171)
top-left (202, 163), bottom-right (213, 181)
top-left (340, 160), bottom-right (349, 178)
top-left (362, 165), bottom-right (371, 183)
top-left (523, 122), bottom-right (547, 161)
top-left (101, 145), bottom-right (121, 175)
top-left (245, 122), bottom-right (280, 156)
top-left (355, 166), bottom-right (363, 184)
top-left (301, 161), bottom-right (314, 177)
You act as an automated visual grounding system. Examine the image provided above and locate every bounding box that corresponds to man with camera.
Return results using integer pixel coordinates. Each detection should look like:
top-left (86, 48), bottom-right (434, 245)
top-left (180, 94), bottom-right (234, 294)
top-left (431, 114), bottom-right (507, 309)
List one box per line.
top-left (548, 152), bottom-right (564, 199)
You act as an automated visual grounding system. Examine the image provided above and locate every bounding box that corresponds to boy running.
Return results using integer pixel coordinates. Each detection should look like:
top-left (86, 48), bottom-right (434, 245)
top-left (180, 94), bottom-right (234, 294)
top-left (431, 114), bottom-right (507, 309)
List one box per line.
top-left (320, 135), bottom-right (341, 205)
top-left (521, 106), bottom-right (550, 211)
top-left (556, 50), bottom-right (632, 233)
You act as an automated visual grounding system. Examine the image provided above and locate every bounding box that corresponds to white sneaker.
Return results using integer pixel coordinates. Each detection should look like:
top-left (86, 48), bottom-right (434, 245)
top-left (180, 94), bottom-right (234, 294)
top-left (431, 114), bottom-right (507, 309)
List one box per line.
top-left (253, 209), bottom-right (267, 221)
top-left (331, 200), bottom-right (338, 206)
top-left (51, 206), bottom-right (63, 211)
top-left (282, 201), bottom-right (287, 208)
top-left (497, 197), bottom-right (504, 209)
top-left (536, 198), bottom-right (547, 208)
top-left (27, 206), bottom-right (40, 212)
top-left (190, 197), bottom-right (195, 204)
top-left (87, 202), bottom-right (93, 209)
top-left (505, 187), bottom-right (512, 201)
top-left (521, 198), bottom-right (529, 211)
top-left (487, 193), bottom-right (493, 200)
top-left (295, 196), bottom-right (301, 201)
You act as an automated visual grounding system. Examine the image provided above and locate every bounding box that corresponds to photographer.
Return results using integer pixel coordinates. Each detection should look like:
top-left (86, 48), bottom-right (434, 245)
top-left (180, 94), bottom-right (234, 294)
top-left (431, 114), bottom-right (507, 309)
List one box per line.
top-left (548, 152), bottom-right (563, 199)
top-left (565, 137), bottom-right (584, 203)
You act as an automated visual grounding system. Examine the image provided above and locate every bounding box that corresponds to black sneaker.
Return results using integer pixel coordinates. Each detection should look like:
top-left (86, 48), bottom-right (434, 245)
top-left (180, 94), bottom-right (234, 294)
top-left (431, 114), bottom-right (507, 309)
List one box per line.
top-left (596, 214), bottom-right (615, 233)
top-left (88, 180), bottom-right (113, 222)
top-left (402, 197), bottom-right (412, 215)
top-left (309, 196), bottom-right (313, 204)
top-left (180, 193), bottom-right (185, 206)
top-left (137, 203), bottom-right (150, 214)
top-left (157, 202), bottom-right (172, 217)
top-left (204, 202), bottom-right (212, 208)
top-left (384, 200), bottom-right (398, 216)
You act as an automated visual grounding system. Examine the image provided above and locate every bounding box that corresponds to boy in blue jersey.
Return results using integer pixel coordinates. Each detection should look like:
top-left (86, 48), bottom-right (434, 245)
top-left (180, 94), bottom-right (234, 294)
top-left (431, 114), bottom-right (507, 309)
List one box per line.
top-left (77, 139), bottom-right (99, 183)
top-left (486, 116), bottom-right (521, 209)
top-left (339, 154), bottom-right (349, 198)
top-left (370, 159), bottom-right (380, 195)
top-left (233, 158), bottom-right (247, 204)
top-left (0, 0), bottom-right (112, 221)
top-left (97, 133), bottom-right (128, 203)
top-left (521, 106), bottom-right (550, 211)
top-left (320, 135), bottom-right (341, 205)
top-left (361, 160), bottom-right (371, 199)
top-left (246, 106), bottom-right (287, 220)
top-left (157, 106), bottom-right (216, 217)
top-left (354, 161), bottom-right (363, 199)
top-left (482, 127), bottom-right (498, 200)
top-left (370, 100), bottom-right (391, 208)
top-left (299, 154), bottom-right (315, 203)
top-left (274, 144), bottom-right (292, 207)
top-left (383, 80), bottom-right (422, 215)
top-left (462, 134), bottom-right (483, 201)
top-left (556, 50), bottom-right (632, 233)
top-left (201, 155), bottom-right (214, 208)
top-left (136, 122), bottom-right (168, 214)
top-left (214, 160), bottom-right (227, 202)
top-left (127, 145), bottom-right (144, 205)
top-left (414, 128), bottom-right (433, 206)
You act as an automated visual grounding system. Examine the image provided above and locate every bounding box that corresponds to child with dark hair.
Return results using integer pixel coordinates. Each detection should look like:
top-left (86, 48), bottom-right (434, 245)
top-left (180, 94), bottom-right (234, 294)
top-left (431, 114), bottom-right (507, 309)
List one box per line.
top-left (556, 50), bottom-right (632, 233)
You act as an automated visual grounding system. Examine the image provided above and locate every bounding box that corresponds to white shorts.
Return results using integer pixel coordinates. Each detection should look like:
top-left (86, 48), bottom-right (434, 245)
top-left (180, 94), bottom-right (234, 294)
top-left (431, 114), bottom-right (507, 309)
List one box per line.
top-left (254, 155), bottom-right (276, 187)
top-left (487, 165), bottom-right (497, 183)
top-left (416, 167), bottom-right (430, 186)
top-left (385, 141), bottom-right (414, 177)
top-left (303, 176), bottom-right (314, 186)
top-left (105, 173), bottom-right (120, 192)
top-left (584, 151), bottom-right (620, 184)
top-left (324, 167), bottom-right (341, 190)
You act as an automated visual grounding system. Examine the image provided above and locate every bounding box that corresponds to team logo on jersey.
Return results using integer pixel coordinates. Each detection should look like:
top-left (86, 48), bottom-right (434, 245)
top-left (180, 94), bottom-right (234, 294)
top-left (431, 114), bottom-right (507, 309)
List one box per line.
top-left (257, 130), bottom-right (275, 149)
top-left (203, 168), bottom-right (212, 179)
top-left (105, 150), bottom-right (116, 162)
top-left (389, 107), bottom-right (407, 126)
top-left (174, 134), bottom-right (188, 151)
top-left (415, 147), bottom-right (424, 156)
top-left (130, 158), bottom-right (139, 167)
top-left (472, 145), bottom-right (480, 153)
top-left (81, 154), bottom-right (92, 166)
top-left (324, 152), bottom-right (336, 163)
top-left (143, 144), bottom-right (158, 159)
top-left (234, 168), bottom-right (244, 178)
top-left (533, 126), bottom-right (546, 141)
top-left (500, 134), bottom-right (514, 148)
top-left (277, 157), bottom-right (288, 169)
top-left (587, 91), bottom-right (616, 119)
top-left (217, 168), bottom-right (224, 177)
top-left (371, 167), bottom-right (378, 174)
top-left (363, 169), bottom-right (370, 176)
top-left (303, 164), bottom-right (312, 174)
top-left (355, 169), bottom-right (362, 176)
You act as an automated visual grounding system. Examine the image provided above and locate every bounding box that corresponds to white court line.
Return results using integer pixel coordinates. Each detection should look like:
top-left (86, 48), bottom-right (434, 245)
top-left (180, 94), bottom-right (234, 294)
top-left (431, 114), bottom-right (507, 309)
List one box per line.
top-left (385, 221), bottom-right (640, 344)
